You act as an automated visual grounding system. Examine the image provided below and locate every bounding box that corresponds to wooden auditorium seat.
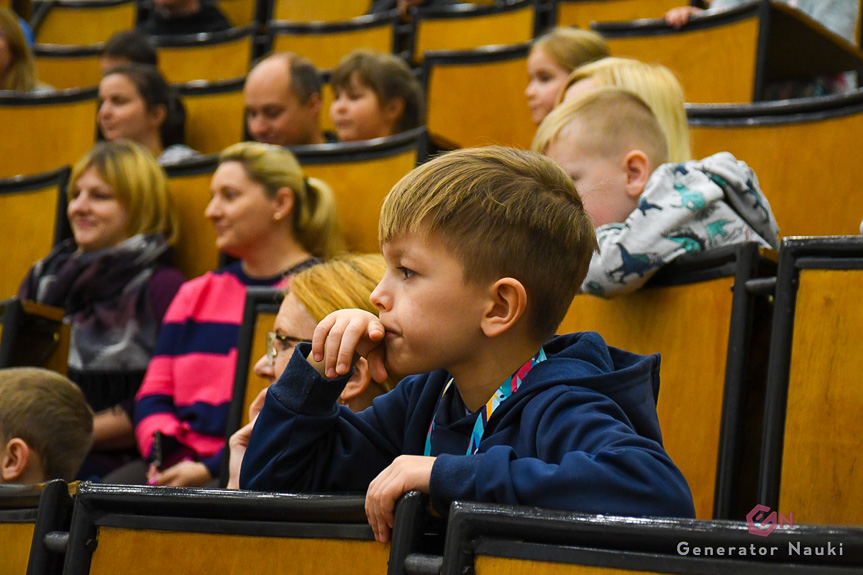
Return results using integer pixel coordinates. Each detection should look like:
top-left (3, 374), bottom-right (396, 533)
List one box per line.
top-left (0, 88), bottom-right (97, 178)
top-left (0, 480), bottom-right (73, 575)
top-left (440, 501), bottom-right (863, 574)
top-left (216, 0), bottom-right (259, 27)
top-left (176, 77), bottom-right (246, 155)
top-left (163, 155), bottom-right (221, 281)
top-left (406, 0), bottom-right (537, 64)
top-left (31, 0), bottom-right (136, 45)
top-left (557, 243), bottom-right (777, 519)
top-left (593, 1), bottom-right (863, 104)
top-left (156, 26), bottom-right (255, 84)
top-left (268, 11), bottom-right (398, 72)
top-left (0, 298), bottom-right (70, 375)
top-left (61, 484), bottom-right (425, 575)
top-left (218, 286), bottom-right (282, 486)
top-left (269, 0), bottom-right (371, 23)
top-left (421, 42), bottom-right (536, 150)
top-left (759, 236), bottom-right (863, 526)
top-left (689, 88), bottom-right (863, 237)
top-left (292, 127), bottom-right (428, 253)
top-left (33, 43), bottom-right (103, 90)
top-left (549, 0), bottom-right (683, 29)
top-left (0, 167), bottom-right (70, 301)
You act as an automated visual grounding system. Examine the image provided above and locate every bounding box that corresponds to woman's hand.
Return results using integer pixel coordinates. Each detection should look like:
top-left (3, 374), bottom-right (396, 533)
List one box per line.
top-left (226, 388), bottom-right (268, 489)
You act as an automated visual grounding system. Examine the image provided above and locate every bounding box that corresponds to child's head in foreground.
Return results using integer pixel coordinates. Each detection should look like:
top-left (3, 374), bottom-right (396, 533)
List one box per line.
top-left (376, 146), bottom-right (597, 357)
top-left (0, 368), bottom-right (94, 483)
top-left (533, 86), bottom-right (668, 228)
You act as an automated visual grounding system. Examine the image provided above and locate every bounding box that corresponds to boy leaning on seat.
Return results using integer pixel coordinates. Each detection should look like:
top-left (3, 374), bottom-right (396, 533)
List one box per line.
top-left (240, 146), bottom-right (695, 541)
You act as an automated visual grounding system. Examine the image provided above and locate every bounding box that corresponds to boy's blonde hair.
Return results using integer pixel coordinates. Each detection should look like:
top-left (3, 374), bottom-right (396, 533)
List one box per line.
top-left (0, 8), bottom-right (37, 91)
top-left (562, 57), bottom-right (690, 163)
top-left (534, 86), bottom-right (669, 171)
top-left (532, 27), bottom-right (609, 74)
top-left (290, 254), bottom-right (395, 392)
top-left (379, 146), bottom-right (597, 341)
top-left (219, 142), bottom-right (345, 259)
top-left (70, 140), bottom-right (179, 246)
top-left (0, 368), bottom-right (94, 481)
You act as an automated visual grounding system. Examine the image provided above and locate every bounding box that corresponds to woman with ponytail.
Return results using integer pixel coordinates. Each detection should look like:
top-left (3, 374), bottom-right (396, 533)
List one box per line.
top-left (116, 142), bottom-right (343, 486)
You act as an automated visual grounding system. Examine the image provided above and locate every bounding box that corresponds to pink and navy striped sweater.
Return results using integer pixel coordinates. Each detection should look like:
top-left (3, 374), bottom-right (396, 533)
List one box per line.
top-left (134, 259), bottom-right (317, 477)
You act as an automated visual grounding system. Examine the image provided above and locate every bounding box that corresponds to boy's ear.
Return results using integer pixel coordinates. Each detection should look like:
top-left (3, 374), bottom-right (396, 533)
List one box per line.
top-left (340, 357), bottom-right (373, 403)
top-left (1, 438), bottom-right (31, 482)
top-left (623, 150), bottom-right (651, 199)
top-left (481, 278), bottom-right (527, 338)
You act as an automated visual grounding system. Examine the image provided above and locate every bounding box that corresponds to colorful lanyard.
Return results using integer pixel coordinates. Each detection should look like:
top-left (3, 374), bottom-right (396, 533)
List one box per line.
top-left (424, 348), bottom-right (547, 457)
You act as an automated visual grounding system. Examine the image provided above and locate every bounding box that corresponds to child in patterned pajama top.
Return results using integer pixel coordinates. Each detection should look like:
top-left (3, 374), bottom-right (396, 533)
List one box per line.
top-left (534, 86), bottom-right (780, 296)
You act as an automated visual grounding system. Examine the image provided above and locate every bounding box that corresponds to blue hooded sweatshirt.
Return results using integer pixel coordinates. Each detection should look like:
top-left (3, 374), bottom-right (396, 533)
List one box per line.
top-left (240, 332), bottom-right (695, 519)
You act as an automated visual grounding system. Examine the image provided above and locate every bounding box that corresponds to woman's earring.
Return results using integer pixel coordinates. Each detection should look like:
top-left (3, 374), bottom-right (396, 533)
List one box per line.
top-left (273, 213), bottom-right (282, 221)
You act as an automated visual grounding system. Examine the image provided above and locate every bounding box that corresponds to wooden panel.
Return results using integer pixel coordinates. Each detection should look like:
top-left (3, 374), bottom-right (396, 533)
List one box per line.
top-left (603, 16), bottom-right (760, 104)
top-left (426, 55), bottom-right (536, 150)
top-left (0, 522), bottom-right (35, 575)
top-left (217, 0), bottom-right (257, 27)
top-left (158, 37), bottom-right (252, 84)
top-left (34, 2), bottom-right (136, 45)
top-left (320, 83), bottom-right (336, 133)
top-left (167, 170), bottom-right (221, 280)
top-left (34, 50), bottom-right (102, 90)
top-left (241, 310), bottom-right (277, 427)
top-left (0, 96), bottom-right (97, 178)
top-left (476, 555), bottom-right (673, 575)
top-left (88, 527), bottom-right (389, 574)
top-left (271, 0), bottom-right (370, 23)
top-left (20, 300), bottom-right (71, 375)
top-left (0, 185), bottom-right (60, 300)
top-left (690, 111), bottom-right (863, 237)
top-left (271, 24), bottom-right (394, 72)
top-left (183, 88), bottom-right (245, 155)
top-left (414, 8), bottom-right (534, 63)
top-left (558, 278), bottom-right (735, 520)
top-left (557, 0), bottom-right (682, 29)
top-left (302, 149), bottom-right (416, 253)
top-left (779, 269), bottom-right (863, 525)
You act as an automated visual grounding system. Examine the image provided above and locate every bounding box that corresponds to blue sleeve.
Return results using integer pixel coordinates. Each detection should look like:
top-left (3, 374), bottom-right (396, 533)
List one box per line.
top-left (240, 344), bottom-right (410, 492)
top-left (428, 390), bottom-right (695, 519)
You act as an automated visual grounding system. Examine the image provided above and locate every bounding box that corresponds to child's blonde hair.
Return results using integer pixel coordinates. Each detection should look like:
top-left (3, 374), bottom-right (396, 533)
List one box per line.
top-left (219, 142), bottom-right (345, 259)
top-left (0, 368), bottom-right (94, 481)
top-left (562, 57), bottom-right (690, 162)
top-left (379, 146), bottom-right (597, 341)
top-left (534, 86), bottom-right (669, 171)
top-left (290, 253), bottom-right (395, 392)
top-left (70, 140), bottom-right (179, 246)
top-left (532, 27), bottom-right (609, 74)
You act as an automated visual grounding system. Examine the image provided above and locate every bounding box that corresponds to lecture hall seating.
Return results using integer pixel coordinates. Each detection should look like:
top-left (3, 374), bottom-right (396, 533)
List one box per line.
top-left (689, 87), bottom-right (863, 237)
top-left (176, 77), bottom-right (246, 155)
top-left (30, 0), bottom-right (136, 45)
top-left (155, 26), bottom-right (255, 84)
top-left (557, 243), bottom-right (777, 520)
top-left (759, 236), bottom-right (863, 526)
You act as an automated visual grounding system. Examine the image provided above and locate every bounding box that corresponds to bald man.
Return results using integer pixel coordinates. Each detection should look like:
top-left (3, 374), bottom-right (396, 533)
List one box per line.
top-left (244, 52), bottom-right (333, 147)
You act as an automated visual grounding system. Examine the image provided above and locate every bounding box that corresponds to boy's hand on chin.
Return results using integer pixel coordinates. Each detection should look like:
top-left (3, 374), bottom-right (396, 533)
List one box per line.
top-left (310, 309), bottom-right (388, 382)
top-left (365, 455), bottom-right (435, 543)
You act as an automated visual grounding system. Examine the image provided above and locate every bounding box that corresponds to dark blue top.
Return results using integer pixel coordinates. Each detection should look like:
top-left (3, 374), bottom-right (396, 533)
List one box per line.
top-left (241, 332), bottom-right (695, 519)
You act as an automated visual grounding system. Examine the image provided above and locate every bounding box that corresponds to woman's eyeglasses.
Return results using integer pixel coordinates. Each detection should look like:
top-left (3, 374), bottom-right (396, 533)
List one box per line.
top-left (266, 332), bottom-right (310, 366)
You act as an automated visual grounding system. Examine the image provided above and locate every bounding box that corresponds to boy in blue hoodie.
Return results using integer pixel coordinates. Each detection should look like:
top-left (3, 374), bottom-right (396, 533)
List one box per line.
top-left (240, 146), bottom-right (695, 541)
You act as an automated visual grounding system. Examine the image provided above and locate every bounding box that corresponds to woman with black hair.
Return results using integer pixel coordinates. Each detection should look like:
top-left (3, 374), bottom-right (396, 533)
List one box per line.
top-left (98, 63), bottom-right (198, 165)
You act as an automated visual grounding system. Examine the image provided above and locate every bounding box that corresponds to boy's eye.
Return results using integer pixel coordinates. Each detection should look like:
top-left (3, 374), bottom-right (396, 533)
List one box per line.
top-left (398, 266), bottom-right (415, 279)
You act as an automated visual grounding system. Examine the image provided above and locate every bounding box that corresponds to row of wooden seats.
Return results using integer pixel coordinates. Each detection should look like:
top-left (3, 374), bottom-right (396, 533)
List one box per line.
top-left (6, 475), bottom-right (863, 575)
top-left (227, 237), bottom-right (863, 525)
top-left (0, 128), bottom-right (426, 301)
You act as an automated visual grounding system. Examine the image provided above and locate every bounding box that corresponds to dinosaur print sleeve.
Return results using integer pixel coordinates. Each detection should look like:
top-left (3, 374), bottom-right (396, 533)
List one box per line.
top-left (580, 157), bottom-right (772, 297)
